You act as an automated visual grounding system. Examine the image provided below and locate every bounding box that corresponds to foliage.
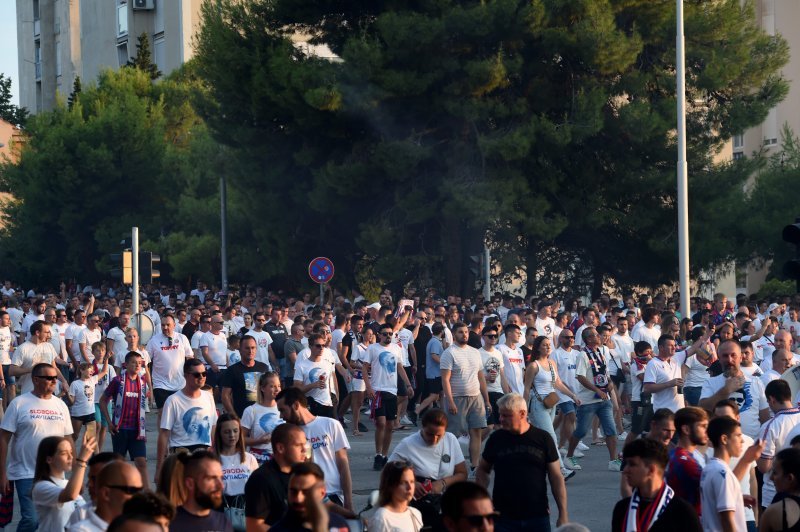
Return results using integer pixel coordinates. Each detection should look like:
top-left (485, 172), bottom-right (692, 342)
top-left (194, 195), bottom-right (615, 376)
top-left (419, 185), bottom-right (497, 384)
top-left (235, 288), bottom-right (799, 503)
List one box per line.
top-left (127, 33), bottom-right (162, 80)
top-left (757, 278), bottom-right (797, 300)
top-left (0, 73), bottom-right (28, 127)
top-left (67, 76), bottom-right (82, 111)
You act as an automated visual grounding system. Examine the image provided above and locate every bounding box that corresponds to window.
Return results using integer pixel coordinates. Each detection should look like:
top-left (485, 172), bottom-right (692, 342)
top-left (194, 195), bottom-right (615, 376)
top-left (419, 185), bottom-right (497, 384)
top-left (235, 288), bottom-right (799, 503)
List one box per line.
top-left (34, 42), bottom-right (41, 81)
top-left (117, 3), bottom-right (128, 36)
top-left (764, 138), bottom-right (778, 147)
top-left (733, 152), bottom-right (744, 161)
top-left (733, 134), bottom-right (744, 150)
top-left (154, 36), bottom-right (165, 75)
top-left (56, 41), bottom-right (62, 77)
top-left (33, 0), bottom-right (40, 20)
top-left (117, 42), bottom-right (129, 67)
top-left (155, 0), bottom-right (165, 34)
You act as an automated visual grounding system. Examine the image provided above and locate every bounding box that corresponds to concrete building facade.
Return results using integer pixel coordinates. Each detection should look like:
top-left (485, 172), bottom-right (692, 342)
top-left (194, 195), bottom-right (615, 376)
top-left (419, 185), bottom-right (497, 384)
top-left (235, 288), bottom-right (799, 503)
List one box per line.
top-left (16, 0), bottom-right (203, 113)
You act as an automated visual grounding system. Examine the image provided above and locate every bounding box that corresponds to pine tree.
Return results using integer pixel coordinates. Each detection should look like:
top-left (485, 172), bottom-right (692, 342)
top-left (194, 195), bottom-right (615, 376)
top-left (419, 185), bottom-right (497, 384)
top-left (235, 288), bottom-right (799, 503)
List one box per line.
top-left (67, 76), bottom-right (81, 110)
top-left (0, 73), bottom-right (28, 127)
top-left (127, 32), bottom-right (162, 80)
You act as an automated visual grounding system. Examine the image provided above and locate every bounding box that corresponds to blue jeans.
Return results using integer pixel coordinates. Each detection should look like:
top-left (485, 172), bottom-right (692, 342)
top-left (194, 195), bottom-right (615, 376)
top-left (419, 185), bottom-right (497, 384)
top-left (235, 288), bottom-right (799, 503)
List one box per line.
top-left (684, 386), bottom-right (702, 406)
top-left (14, 478), bottom-right (37, 532)
top-left (529, 397), bottom-right (564, 467)
top-left (573, 399), bottom-right (616, 440)
top-left (495, 515), bottom-right (551, 532)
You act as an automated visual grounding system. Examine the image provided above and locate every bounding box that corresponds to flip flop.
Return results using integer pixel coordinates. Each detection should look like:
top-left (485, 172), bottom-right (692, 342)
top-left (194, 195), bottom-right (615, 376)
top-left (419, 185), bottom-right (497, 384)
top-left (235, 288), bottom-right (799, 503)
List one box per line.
top-left (352, 430), bottom-right (362, 437)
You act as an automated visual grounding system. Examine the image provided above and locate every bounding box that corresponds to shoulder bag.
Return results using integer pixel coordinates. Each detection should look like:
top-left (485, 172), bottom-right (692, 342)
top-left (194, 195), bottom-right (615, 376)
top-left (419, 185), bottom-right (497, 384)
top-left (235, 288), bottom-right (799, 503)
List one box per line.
top-left (533, 361), bottom-right (560, 409)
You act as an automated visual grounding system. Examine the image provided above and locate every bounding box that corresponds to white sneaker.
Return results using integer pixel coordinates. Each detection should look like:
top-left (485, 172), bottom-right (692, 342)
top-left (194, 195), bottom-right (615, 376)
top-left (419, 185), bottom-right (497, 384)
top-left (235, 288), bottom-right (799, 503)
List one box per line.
top-left (572, 449), bottom-right (585, 458)
top-left (559, 447), bottom-right (567, 457)
top-left (564, 457), bottom-right (582, 471)
top-left (399, 415), bottom-right (414, 426)
top-left (577, 441), bottom-right (590, 451)
top-left (617, 431), bottom-right (629, 440)
top-left (561, 468), bottom-right (576, 481)
top-left (608, 459), bottom-right (623, 472)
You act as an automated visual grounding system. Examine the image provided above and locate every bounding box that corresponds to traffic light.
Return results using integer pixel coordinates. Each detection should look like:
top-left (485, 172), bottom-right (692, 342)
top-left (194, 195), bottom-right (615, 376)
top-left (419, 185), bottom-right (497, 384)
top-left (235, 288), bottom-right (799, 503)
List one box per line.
top-left (139, 252), bottom-right (161, 284)
top-left (782, 218), bottom-right (800, 292)
top-left (109, 251), bottom-right (133, 284)
top-left (468, 254), bottom-right (482, 278)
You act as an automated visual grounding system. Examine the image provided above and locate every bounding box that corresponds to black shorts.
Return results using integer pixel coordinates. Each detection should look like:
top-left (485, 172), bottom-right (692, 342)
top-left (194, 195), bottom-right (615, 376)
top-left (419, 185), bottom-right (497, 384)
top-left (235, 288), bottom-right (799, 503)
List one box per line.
top-left (206, 366), bottom-right (226, 388)
top-left (71, 413), bottom-right (96, 424)
top-left (397, 369), bottom-right (412, 397)
top-left (631, 400), bottom-right (654, 435)
top-left (487, 392), bottom-right (504, 425)
top-left (308, 398), bottom-right (336, 419)
top-left (112, 429), bottom-right (147, 460)
top-left (373, 392), bottom-right (398, 421)
top-left (426, 378), bottom-right (442, 394)
top-left (154, 388), bottom-right (177, 409)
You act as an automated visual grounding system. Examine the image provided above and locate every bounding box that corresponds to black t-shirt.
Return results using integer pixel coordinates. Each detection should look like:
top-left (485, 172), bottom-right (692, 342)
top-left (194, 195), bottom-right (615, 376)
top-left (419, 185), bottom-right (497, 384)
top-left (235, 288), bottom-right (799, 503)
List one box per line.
top-left (341, 331), bottom-right (360, 362)
top-left (269, 511), bottom-right (351, 532)
top-left (481, 425), bottom-right (559, 519)
top-left (244, 459), bottom-right (290, 525)
top-left (220, 361), bottom-right (269, 417)
top-left (182, 321), bottom-right (198, 343)
top-left (520, 345), bottom-right (534, 365)
top-left (264, 322), bottom-right (288, 359)
top-left (169, 507), bottom-right (233, 532)
top-left (467, 331), bottom-right (482, 350)
top-left (611, 494), bottom-right (701, 532)
top-left (414, 325), bottom-right (432, 374)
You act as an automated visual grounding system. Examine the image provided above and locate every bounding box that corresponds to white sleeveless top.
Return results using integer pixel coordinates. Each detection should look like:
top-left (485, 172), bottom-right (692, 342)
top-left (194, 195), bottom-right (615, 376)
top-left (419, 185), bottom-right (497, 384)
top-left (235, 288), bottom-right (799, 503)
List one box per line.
top-left (533, 359), bottom-right (556, 395)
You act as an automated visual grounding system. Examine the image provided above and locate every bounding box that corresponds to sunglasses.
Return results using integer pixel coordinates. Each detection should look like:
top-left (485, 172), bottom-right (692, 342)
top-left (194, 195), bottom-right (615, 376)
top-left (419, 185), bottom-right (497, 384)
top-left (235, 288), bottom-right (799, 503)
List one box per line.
top-left (34, 375), bottom-right (59, 381)
top-left (463, 512), bottom-right (499, 526)
top-left (312, 344), bottom-right (325, 348)
top-left (380, 332), bottom-right (393, 337)
top-left (483, 334), bottom-right (498, 339)
top-left (107, 485), bottom-right (144, 495)
top-left (189, 372), bottom-right (207, 378)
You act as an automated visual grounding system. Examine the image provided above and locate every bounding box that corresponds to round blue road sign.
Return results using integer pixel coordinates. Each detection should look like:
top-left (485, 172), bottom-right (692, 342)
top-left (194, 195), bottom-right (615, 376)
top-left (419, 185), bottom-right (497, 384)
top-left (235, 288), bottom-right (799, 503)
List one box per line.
top-left (308, 257), bottom-right (335, 284)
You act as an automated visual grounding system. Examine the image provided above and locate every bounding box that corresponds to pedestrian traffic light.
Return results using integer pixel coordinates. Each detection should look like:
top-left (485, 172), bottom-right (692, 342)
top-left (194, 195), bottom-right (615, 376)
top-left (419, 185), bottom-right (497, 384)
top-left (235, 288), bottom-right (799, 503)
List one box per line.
top-left (782, 218), bottom-right (800, 293)
top-left (139, 252), bottom-right (161, 284)
top-left (109, 251), bottom-right (133, 284)
top-left (468, 254), bottom-right (482, 278)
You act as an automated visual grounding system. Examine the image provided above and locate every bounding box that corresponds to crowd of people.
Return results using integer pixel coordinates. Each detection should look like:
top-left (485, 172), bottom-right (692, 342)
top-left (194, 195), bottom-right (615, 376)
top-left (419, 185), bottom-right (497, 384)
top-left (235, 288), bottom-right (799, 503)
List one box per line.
top-left (1, 280), bottom-right (800, 530)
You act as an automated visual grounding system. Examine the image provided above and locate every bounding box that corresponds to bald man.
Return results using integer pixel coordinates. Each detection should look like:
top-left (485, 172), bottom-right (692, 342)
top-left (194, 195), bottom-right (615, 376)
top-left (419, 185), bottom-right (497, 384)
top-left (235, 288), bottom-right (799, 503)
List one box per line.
top-left (68, 461), bottom-right (143, 531)
top-left (760, 330), bottom-right (799, 372)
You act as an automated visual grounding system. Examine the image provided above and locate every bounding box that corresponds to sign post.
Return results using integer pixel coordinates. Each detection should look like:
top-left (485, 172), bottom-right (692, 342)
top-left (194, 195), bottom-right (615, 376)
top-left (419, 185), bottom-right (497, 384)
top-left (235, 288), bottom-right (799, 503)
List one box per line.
top-left (308, 257), bottom-right (335, 306)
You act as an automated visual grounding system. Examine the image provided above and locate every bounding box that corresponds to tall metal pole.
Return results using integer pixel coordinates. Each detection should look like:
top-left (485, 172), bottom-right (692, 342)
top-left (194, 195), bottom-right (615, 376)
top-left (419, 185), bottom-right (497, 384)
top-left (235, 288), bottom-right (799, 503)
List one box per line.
top-left (320, 282), bottom-right (325, 307)
top-left (132, 226), bottom-right (140, 333)
top-left (676, 0), bottom-right (691, 319)
top-left (483, 245), bottom-right (491, 301)
top-left (220, 176), bottom-right (229, 292)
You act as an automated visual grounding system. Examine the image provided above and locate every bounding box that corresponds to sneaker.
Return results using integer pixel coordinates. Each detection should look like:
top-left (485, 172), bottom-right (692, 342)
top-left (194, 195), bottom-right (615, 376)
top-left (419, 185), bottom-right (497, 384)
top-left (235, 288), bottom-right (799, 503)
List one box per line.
top-left (617, 431), bottom-right (629, 440)
top-left (468, 466), bottom-right (477, 480)
top-left (339, 417), bottom-right (348, 429)
top-left (373, 455), bottom-right (384, 471)
top-left (381, 455), bottom-right (389, 468)
top-left (572, 449), bottom-right (585, 458)
top-left (400, 415), bottom-right (414, 426)
top-left (559, 447), bottom-right (567, 457)
top-left (358, 422), bottom-right (369, 433)
top-left (608, 459), bottom-right (623, 472)
top-left (561, 468), bottom-right (576, 481)
top-left (577, 441), bottom-right (590, 451)
top-left (564, 456), bottom-right (582, 471)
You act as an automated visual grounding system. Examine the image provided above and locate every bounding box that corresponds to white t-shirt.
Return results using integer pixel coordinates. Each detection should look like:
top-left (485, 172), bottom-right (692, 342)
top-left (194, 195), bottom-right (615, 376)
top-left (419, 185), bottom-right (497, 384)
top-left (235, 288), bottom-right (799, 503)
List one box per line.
top-left (758, 407), bottom-right (800, 505)
top-left (95, 365), bottom-right (116, 404)
top-left (199, 331), bottom-right (229, 367)
top-left (498, 345), bottom-right (525, 395)
top-left (220, 452), bottom-right (258, 496)
top-left (611, 333), bottom-right (634, 364)
top-left (0, 392), bottom-right (74, 480)
top-left (244, 330), bottom-right (274, 368)
top-left (643, 357), bottom-right (685, 413)
top-left (632, 325), bottom-right (660, 350)
top-left (0, 326), bottom-right (15, 365)
top-left (535, 317), bottom-right (556, 340)
top-left (33, 477), bottom-right (86, 532)
top-left (388, 430), bottom-right (465, 480)
top-left (294, 356), bottom-right (334, 406)
top-left (630, 361), bottom-right (646, 402)
top-left (107, 327), bottom-right (128, 367)
top-left (76, 327), bottom-right (102, 363)
top-left (241, 403), bottom-right (284, 455)
top-left (147, 333), bottom-right (194, 391)
top-left (756, 336), bottom-right (776, 368)
top-left (69, 376), bottom-right (98, 417)
top-left (574, 347), bottom-right (611, 405)
top-left (302, 416), bottom-right (350, 497)
top-left (331, 329), bottom-right (346, 361)
top-left (440, 344), bottom-right (482, 397)
top-left (479, 348), bottom-right (505, 395)
top-left (369, 506), bottom-right (423, 532)
top-left (700, 457), bottom-right (747, 532)
top-left (705, 434), bottom-right (756, 522)
top-left (700, 374), bottom-right (768, 438)
top-left (50, 322), bottom-right (68, 362)
top-left (66, 323), bottom-right (87, 361)
top-left (553, 347), bottom-right (579, 402)
top-left (395, 328), bottom-right (415, 367)
top-left (683, 355), bottom-right (712, 388)
top-left (160, 390), bottom-right (218, 448)
top-left (12, 340), bottom-right (59, 394)
top-left (366, 343), bottom-right (403, 395)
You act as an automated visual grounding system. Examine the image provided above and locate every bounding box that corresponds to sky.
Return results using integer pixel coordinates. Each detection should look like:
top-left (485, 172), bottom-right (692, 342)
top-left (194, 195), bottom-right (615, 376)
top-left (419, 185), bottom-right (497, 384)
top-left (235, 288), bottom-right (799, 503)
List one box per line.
top-left (0, 2), bottom-right (19, 105)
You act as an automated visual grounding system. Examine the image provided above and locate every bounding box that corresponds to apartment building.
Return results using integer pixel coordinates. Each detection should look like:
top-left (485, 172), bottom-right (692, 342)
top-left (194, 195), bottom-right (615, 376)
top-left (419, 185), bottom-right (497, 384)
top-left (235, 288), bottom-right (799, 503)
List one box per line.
top-left (16, 0), bottom-right (203, 113)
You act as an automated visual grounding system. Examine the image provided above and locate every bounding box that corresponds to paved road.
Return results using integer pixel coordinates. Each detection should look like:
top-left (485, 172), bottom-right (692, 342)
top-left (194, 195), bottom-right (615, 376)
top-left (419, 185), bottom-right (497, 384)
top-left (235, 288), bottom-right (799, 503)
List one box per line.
top-left (8, 412), bottom-right (623, 531)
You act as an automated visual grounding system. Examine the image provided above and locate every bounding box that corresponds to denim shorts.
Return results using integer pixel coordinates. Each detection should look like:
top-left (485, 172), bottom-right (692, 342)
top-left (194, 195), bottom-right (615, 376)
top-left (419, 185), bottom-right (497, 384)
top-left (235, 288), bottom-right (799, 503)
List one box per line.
top-left (112, 429), bottom-right (147, 459)
top-left (573, 399), bottom-right (616, 440)
top-left (557, 400), bottom-right (576, 415)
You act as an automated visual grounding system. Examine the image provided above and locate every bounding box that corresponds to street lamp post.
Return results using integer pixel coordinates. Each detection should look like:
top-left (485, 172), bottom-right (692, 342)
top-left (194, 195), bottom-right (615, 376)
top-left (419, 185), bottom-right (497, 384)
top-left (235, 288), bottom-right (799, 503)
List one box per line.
top-left (220, 175), bottom-right (229, 293)
top-left (676, 0), bottom-right (691, 319)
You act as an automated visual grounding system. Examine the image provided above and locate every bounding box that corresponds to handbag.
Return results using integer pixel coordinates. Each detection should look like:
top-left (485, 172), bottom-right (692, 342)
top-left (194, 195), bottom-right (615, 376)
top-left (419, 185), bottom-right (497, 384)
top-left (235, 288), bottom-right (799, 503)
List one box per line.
top-left (533, 362), bottom-right (560, 409)
top-left (610, 357), bottom-right (626, 386)
top-left (223, 494), bottom-right (246, 531)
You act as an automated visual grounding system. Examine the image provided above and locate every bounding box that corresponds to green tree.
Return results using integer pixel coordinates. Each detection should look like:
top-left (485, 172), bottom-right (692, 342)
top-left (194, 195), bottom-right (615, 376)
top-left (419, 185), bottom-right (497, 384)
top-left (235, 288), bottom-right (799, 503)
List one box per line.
top-left (0, 73), bottom-right (28, 127)
top-left (127, 32), bottom-right (162, 80)
top-left (67, 76), bottom-right (82, 110)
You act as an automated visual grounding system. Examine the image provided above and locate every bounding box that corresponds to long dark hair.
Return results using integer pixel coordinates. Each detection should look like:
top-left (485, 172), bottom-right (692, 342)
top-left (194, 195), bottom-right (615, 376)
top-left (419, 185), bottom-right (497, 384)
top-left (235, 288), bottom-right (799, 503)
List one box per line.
top-left (378, 461), bottom-right (414, 507)
top-left (214, 413), bottom-right (246, 462)
top-left (532, 335), bottom-right (551, 360)
top-left (34, 436), bottom-right (70, 483)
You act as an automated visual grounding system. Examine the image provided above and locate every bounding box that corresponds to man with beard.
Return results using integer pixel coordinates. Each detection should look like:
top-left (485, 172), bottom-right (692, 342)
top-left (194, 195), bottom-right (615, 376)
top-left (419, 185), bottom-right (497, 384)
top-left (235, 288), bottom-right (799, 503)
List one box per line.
top-left (699, 340), bottom-right (769, 440)
top-left (269, 463), bottom-right (350, 532)
top-left (665, 407), bottom-right (709, 517)
top-left (169, 451), bottom-right (232, 531)
top-left (620, 408), bottom-right (677, 497)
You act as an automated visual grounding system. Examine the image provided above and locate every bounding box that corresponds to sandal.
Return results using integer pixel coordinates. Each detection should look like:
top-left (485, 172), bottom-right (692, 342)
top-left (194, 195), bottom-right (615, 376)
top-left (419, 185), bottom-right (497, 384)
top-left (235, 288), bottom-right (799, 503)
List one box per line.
top-left (352, 430), bottom-right (362, 437)
top-left (592, 440), bottom-right (606, 446)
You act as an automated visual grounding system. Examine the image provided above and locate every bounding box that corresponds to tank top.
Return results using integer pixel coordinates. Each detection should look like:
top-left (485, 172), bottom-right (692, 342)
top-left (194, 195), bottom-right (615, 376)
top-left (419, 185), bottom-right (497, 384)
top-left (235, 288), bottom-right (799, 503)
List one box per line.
top-left (533, 359), bottom-right (556, 395)
top-left (782, 494), bottom-right (800, 531)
